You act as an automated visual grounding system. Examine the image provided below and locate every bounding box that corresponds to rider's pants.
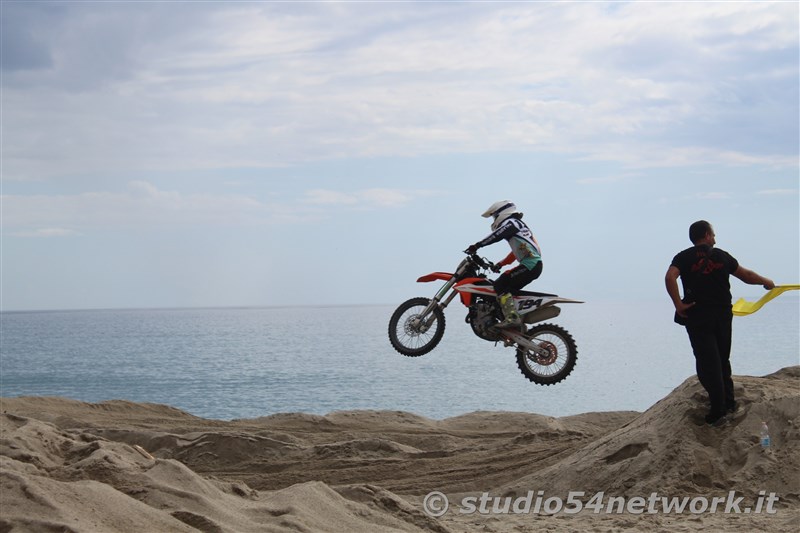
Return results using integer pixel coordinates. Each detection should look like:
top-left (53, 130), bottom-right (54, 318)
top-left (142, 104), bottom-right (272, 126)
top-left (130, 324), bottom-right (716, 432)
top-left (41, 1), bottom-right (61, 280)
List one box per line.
top-left (494, 261), bottom-right (543, 296)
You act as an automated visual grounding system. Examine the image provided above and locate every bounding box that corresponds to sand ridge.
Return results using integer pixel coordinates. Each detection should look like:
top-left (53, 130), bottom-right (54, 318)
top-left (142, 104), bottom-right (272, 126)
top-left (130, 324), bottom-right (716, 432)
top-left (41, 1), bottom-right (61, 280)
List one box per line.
top-left (1, 367), bottom-right (798, 532)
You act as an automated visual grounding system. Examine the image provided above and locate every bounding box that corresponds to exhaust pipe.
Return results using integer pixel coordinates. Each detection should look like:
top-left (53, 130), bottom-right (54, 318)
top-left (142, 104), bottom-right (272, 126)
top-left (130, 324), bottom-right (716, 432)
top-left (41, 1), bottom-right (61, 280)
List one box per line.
top-left (523, 305), bottom-right (561, 324)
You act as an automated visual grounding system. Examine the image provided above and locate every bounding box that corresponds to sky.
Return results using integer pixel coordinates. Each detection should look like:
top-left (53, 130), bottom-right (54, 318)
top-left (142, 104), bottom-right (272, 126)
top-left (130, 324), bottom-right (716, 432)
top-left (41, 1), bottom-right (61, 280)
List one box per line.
top-left (1, 0), bottom-right (798, 311)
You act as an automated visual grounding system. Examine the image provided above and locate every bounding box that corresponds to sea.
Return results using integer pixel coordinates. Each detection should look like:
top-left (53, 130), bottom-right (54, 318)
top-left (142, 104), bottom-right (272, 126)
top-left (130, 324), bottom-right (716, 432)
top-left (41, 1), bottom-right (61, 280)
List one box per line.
top-left (1, 298), bottom-right (798, 421)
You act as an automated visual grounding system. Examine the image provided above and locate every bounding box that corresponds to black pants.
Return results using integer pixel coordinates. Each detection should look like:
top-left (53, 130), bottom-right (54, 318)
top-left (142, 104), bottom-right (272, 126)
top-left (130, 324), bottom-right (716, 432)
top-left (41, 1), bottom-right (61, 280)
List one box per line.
top-left (494, 262), bottom-right (543, 296)
top-left (685, 310), bottom-right (734, 416)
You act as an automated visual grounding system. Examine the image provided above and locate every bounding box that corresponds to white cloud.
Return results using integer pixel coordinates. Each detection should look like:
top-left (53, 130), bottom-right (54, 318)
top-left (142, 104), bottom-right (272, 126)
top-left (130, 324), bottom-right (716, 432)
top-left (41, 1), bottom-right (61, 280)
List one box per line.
top-left (756, 189), bottom-right (798, 196)
top-left (359, 188), bottom-right (435, 208)
top-left (576, 173), bottom-right (640, 185)
top-left (2, 182), bottom-right (441, 234)
top-left (302, 188), bottom-right (440, 209)
top-left (2, 181), bottom-right (264, 232)
top-left (9, 228), bottom-right (80, 238)
top-left (2, 1), bottom-right (796, 181)
top-left (303, 189), bottom-right (360, 206)
top-left (696, 192), bottom-right (731, 200)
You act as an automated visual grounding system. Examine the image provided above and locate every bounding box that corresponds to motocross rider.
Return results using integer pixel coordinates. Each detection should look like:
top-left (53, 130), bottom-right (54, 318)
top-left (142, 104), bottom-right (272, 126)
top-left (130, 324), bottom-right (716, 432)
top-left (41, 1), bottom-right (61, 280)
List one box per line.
top-left (467, 201), bottom-right (542, 328)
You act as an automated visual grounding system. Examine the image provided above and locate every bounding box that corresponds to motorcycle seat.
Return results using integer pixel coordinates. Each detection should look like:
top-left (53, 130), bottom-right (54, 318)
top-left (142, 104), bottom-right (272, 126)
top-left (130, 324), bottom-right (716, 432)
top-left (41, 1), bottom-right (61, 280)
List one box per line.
top-left (516, 290), bottom-right (558, 297)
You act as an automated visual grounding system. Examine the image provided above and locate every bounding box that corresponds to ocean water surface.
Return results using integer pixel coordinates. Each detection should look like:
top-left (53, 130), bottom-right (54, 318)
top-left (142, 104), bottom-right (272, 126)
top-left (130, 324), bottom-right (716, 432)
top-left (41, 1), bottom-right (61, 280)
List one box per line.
top-left (1, 298), bottom-right (797, 420)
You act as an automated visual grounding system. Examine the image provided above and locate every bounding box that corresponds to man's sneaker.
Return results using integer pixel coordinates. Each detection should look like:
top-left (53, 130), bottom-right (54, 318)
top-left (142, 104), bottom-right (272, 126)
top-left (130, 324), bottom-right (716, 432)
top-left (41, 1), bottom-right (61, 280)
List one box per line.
top-left (705, 411), bottom-right (729, 427)
top-left (726, 401), bottom-right (739, 414)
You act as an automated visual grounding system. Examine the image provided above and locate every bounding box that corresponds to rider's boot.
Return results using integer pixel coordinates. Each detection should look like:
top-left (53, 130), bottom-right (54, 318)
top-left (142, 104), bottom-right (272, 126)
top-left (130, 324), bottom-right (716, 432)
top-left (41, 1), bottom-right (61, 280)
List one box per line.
top-left (496, 293), bottom-right (521, 328)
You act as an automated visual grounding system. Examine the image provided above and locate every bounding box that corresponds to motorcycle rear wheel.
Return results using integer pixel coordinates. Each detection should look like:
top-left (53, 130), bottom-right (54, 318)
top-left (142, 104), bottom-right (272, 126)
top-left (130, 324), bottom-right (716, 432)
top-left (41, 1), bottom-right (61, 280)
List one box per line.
top-left (516, 323), bottom-right (577, 385)
top-left (388, 297), bottom-right (446, 357)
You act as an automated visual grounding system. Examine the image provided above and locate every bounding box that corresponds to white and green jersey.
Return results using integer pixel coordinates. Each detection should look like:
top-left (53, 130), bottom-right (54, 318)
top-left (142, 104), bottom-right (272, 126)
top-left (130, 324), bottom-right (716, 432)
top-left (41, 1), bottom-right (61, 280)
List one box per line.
top-left (475, 216), bottom-right (541, 270)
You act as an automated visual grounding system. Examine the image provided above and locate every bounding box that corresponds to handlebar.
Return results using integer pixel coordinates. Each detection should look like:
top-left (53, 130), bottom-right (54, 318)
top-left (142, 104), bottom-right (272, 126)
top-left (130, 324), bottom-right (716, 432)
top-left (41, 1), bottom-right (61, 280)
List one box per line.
top-left (462, 250), bottom-right (500, 273)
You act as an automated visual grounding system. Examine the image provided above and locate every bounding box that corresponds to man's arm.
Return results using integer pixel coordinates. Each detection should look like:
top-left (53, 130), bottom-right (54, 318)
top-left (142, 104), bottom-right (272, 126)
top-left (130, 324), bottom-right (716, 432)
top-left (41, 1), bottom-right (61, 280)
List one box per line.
top-left (732, 266), bottom-right (775, 290)
top-left (497, 251), bottom-right (516, 268)
top-left (665, 266), bottom-right (694, 316)
top-left (472, 221), bottom-right (518, 250)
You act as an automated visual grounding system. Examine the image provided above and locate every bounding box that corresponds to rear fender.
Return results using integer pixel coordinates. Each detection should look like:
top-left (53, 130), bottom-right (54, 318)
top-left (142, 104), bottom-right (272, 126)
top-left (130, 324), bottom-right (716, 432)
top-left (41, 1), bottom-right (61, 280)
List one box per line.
top-left (516, 294), bottom-right (584, 317)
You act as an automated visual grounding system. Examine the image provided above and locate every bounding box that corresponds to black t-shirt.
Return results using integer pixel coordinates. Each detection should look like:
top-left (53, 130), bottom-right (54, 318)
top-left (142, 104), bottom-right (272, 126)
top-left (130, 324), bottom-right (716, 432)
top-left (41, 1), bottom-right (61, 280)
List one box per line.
top-left (671, 245), bottom-right (739, 312)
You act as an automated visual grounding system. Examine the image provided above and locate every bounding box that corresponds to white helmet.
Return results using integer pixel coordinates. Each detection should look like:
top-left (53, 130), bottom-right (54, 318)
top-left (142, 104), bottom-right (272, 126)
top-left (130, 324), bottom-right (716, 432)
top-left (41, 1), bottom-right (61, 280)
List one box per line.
top-left (482, 200), bottom-right (517, 230)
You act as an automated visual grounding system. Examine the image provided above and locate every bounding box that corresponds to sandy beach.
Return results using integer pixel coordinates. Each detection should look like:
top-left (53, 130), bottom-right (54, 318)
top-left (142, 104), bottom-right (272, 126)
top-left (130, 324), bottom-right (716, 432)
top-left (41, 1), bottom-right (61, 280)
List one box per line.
top-left (1, 366), bottom-right (798, 532)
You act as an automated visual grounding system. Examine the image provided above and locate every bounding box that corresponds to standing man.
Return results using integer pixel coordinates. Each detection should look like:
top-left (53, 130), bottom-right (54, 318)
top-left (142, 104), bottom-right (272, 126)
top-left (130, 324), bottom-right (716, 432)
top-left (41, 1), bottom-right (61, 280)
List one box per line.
top-left (665, 220), bottom-right (774, 426)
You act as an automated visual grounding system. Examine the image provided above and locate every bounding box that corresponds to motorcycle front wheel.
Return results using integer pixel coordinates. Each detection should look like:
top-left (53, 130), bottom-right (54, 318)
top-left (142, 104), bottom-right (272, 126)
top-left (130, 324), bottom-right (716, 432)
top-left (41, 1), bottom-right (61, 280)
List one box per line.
top-left (388, 297), bottom-right (446, 357)
top-left (516, 323), bottom-right (577, 385)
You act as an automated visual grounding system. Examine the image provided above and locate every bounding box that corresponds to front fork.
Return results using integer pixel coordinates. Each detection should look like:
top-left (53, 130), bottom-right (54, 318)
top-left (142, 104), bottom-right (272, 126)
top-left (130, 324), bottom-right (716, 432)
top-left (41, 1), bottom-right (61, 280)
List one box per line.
top-left (412, 278), bottom-right (459, 332)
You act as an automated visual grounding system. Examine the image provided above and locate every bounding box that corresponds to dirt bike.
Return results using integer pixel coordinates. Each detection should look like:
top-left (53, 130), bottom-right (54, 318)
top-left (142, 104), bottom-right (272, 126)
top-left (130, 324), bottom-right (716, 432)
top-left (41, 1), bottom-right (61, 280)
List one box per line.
top-left (388, 252), bottom-right (583, 385)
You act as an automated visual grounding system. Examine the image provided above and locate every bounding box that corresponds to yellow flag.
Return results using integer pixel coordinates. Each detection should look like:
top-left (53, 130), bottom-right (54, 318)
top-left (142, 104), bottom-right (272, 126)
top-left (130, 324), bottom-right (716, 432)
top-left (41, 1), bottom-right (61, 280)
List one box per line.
top-left (732, 285), bottom-right (800, 316)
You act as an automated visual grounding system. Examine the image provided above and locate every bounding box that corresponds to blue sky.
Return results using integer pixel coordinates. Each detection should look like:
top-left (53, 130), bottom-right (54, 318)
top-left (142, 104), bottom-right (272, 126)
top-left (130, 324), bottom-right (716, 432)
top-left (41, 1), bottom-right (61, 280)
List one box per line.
top-left (2, 1), bottom-right (798, 311)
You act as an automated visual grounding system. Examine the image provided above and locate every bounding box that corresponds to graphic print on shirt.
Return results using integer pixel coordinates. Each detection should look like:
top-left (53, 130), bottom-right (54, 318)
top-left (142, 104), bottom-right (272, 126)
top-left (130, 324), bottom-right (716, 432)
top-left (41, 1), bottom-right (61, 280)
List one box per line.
top-left (475, 217), bottom-right (541, 270)
top-left (690, 250), bottom-right (724, 275)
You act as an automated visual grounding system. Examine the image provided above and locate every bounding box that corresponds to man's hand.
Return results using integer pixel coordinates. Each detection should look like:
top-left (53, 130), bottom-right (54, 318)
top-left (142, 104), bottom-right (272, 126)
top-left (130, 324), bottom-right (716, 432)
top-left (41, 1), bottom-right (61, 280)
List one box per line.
top-left (466, 244), bottom-right (479, 255)
top-left (675, 300), bottom-right (695, 318)
top-left (665, 265), bottom-right (694, 317)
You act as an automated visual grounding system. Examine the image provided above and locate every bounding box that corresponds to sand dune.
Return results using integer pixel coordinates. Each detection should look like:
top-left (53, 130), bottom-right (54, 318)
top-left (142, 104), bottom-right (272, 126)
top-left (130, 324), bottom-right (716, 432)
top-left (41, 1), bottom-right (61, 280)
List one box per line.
top-left (504, 366), bottom-right (800, 500)
top-left (1, 367), bottom-right (798, 532)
